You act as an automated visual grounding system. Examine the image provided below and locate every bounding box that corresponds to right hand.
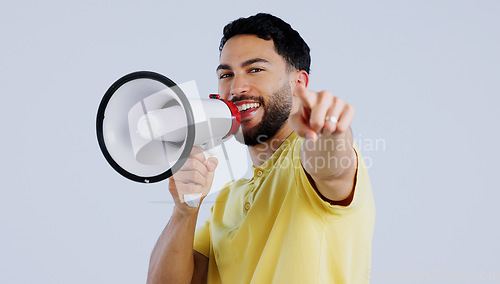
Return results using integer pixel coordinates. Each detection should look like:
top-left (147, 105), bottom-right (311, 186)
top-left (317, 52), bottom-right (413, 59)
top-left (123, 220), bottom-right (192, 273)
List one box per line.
top-left (168, 147), bottom-right (218, 212)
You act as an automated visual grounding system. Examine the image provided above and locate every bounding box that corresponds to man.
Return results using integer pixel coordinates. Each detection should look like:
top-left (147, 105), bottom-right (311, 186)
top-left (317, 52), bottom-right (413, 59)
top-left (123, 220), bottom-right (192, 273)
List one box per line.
top-left (147, 13), bottom-right (375, 284)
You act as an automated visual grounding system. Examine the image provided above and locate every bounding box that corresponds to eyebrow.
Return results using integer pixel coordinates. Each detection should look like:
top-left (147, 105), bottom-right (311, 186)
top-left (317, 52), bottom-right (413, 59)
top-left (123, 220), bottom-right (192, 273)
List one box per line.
top-left (216, 58), bottom-right (270, 72)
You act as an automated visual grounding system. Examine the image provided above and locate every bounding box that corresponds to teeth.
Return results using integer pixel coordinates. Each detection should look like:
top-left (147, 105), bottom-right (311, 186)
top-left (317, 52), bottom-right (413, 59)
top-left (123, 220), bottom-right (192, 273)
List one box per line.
top-left (237, 103), bottom-right (260, 112)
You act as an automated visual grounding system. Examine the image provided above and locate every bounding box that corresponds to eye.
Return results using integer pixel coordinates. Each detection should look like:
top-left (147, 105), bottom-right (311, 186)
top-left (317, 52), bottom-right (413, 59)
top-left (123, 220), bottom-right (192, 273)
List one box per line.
top-left (219, 73), bottom-right (233, 79)
top-left (250, 68), bottom-right (263, 73)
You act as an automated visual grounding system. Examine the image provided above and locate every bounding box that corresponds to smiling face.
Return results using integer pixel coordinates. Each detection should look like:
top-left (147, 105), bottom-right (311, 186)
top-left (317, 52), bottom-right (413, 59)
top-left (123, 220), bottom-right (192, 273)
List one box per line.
top-left (217, 34), bottom-right (294, 146)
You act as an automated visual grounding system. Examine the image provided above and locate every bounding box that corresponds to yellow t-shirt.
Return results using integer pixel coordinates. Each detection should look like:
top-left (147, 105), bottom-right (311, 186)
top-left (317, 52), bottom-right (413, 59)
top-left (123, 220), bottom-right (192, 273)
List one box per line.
top-left (194, 132), bottom-right (375, 283)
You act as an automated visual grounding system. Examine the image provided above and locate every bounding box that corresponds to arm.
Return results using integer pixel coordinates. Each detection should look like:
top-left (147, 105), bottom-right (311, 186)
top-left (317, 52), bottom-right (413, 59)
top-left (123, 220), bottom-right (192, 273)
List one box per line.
top-left (300, 130), bottom-right (357, 203)
top-left (147, 148), bottom-right (215, 284)
top-left (290, 74), bottom-right (357, 204)
top-left (147, 208), bottom-right (208, 284)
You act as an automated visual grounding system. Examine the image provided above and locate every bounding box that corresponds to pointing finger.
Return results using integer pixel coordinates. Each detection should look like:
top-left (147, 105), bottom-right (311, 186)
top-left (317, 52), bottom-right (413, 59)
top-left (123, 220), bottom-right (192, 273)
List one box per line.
top-left (294, 82), bottom-right (317, 108)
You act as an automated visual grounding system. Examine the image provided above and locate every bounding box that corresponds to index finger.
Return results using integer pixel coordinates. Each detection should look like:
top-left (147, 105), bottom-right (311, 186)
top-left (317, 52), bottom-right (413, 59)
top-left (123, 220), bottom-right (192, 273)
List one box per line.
top-left (294, 82), bottom-right (317, 108)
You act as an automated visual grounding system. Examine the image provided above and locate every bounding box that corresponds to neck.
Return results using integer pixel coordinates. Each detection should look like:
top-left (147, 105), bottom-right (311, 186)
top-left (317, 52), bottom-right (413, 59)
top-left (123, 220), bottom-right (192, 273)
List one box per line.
top-left (248, 123), bottom-right (294, 168)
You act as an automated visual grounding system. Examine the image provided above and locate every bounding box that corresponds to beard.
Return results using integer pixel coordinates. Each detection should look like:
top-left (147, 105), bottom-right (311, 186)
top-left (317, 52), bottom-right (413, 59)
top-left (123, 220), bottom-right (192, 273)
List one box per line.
top-left (235, 83), bottom-right (293, 146)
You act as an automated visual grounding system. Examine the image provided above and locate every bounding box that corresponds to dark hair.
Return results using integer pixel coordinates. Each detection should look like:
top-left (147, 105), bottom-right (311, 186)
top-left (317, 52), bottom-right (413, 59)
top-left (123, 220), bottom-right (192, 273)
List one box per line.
top-left (219, 13), bottom-right (311, 74)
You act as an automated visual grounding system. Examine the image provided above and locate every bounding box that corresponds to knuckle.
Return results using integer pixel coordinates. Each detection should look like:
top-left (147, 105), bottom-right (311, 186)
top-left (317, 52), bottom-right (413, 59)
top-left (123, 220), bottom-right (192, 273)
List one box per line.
top-left (299, 129), bottom-right (310, 138)
top-left (198, 166), bottom-right (208, 177)
top-left (319, 90), bottom-right (332, 97)
top-left (195, 171), bottom-right (206, 183)
top-left (310, 119), bottom-right (323, 130)
top-left (183, 171), bottom-right (199, 185)
top-left (190, 171), bottom-right (200, 183)
top-left (347, 104), bottom-right (355, 113)
top-left (192, 146), bottom-right (203, 154)
top-left (336, 124), bottom-right (348, 133)
top-left (189, 148), bottom-right (201, 157)
top-left (333, 96), bottom-right (344, 105)
top-left (324, 125), bottom-right (337, 133)
top-left (190, 149), bottom-right (205, 160)
top-left (318, 91), bottom-right (332, 102)
top-left (184, 159), bottom-right (196, 169)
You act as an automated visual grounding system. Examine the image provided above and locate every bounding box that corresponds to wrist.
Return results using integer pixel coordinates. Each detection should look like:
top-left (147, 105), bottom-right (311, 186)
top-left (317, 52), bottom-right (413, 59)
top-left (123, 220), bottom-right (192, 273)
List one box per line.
top-left (173, 203), bottom-right (200, 218)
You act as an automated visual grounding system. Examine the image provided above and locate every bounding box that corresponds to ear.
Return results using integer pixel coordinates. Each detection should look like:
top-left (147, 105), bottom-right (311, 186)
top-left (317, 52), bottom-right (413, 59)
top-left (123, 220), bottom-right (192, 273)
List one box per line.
top-left (298, 70), bottom-right (309, 87)
top-left (291, 70), bottom-right (309, 96)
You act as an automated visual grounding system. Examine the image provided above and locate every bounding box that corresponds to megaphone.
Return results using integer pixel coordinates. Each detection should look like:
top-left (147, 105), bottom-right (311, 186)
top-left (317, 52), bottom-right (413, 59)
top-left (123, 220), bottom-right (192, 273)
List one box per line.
top-left (96, 71), bottom-right (240, 206)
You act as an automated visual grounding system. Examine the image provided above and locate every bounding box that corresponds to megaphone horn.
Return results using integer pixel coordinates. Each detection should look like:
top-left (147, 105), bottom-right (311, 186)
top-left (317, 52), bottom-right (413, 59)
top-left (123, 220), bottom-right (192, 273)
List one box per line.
top-left (96, 71), bottom-right (240, 206)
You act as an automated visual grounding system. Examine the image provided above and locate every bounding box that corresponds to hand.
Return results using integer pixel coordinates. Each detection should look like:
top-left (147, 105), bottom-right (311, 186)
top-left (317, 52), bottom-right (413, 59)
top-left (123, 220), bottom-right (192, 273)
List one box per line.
top-left (290, 83), bottom-right (354, 141)
top-left (168, 147), bottom-right (218, 212)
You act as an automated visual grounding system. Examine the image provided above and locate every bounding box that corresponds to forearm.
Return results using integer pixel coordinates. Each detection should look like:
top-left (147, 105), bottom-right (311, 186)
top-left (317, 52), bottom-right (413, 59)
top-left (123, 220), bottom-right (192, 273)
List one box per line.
top-left (147, 206), bottom-right (199, 284)
top-left (300, 129), bottom-right (354, 178)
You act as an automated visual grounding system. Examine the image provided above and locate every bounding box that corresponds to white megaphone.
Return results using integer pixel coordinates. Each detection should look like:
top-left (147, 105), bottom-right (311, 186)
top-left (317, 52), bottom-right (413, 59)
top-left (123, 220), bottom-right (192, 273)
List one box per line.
top-left (96, 71), bottom-right (240, 207)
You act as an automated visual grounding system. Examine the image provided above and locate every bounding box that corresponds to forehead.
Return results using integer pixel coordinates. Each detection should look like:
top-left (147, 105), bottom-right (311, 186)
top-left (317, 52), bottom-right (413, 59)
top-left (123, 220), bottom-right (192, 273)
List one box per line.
top-left (219, 34), bottom-right (286, 67)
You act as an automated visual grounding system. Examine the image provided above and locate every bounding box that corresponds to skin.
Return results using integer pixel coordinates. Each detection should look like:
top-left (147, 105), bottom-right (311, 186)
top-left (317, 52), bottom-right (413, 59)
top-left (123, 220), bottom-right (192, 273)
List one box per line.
top-left (147, 34), bottom-right (357, 284)
top-left (217, 35), bottom-right (357, 202)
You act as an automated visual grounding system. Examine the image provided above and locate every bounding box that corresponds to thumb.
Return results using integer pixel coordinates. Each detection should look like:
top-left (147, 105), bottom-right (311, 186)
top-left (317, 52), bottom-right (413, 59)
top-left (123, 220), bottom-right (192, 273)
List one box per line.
top-left (205, 156), bottom-right (219, 172)
top-left (167, 176), bottom-right (183, 204)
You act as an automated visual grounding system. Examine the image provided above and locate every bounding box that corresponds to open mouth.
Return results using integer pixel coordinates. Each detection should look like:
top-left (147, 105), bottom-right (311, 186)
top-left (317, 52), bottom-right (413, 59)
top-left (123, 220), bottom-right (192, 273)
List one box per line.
top-left (237, 102), bottom-right (261, 112)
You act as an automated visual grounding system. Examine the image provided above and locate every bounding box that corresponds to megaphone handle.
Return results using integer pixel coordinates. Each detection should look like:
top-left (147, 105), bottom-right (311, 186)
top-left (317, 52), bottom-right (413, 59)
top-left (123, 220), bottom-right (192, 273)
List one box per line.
top-left (184, 147), bottom-right (218, 207)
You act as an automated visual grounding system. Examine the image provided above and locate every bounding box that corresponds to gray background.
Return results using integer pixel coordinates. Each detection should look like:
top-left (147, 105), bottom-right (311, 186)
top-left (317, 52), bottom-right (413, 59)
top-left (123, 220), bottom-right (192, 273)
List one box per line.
top-left (1, 0), bottom-right (499, 283)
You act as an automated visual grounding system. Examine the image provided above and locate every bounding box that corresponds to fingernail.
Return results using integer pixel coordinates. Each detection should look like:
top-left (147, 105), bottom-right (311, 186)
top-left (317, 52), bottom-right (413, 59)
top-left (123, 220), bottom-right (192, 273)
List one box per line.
top-left (206, 161), bottom-right (217, 172)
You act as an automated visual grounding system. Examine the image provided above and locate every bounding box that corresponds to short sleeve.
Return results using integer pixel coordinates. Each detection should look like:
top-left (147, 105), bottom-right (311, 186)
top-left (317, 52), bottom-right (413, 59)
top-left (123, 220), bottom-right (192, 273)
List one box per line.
top-left (193, 219), bottom-right (210, 258)
top-left (193, 181), bottom-right (235, 258)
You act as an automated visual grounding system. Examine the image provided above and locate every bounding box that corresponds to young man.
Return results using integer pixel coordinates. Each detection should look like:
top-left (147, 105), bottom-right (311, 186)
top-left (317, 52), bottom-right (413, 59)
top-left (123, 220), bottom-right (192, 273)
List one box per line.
top-left (147, 13), bottom-right (375, 284)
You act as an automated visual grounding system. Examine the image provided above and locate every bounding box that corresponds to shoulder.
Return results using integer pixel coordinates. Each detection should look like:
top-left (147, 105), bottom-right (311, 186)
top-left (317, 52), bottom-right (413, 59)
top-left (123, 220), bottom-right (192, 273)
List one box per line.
top-left (212, 178), bottom-right (250, 204)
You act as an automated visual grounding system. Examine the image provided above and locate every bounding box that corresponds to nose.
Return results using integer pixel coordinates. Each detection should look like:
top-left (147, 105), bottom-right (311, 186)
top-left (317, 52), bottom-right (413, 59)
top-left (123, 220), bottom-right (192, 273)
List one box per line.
top-left (229, 74), bottom-right (250, 100)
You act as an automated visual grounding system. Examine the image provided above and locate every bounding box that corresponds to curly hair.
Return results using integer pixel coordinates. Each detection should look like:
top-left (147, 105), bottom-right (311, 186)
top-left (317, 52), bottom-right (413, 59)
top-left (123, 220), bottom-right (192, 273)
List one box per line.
top-left (219, 13), bottom-right (311, 74)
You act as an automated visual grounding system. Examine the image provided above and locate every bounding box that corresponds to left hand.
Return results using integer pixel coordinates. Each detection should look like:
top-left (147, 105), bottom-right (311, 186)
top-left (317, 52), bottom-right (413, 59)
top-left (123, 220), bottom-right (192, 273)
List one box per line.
top-left (289, 83), bottom-right (355, 141)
